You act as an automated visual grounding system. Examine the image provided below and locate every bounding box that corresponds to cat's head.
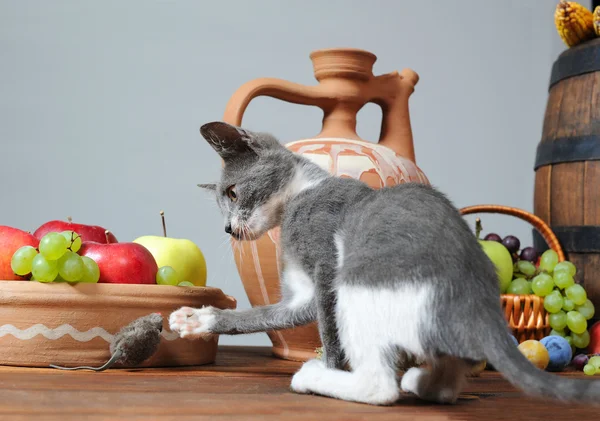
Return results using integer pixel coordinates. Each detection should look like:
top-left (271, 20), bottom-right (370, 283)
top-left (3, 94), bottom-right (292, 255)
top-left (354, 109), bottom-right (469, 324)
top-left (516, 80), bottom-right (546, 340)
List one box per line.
top-left (198, 121), bottom-right (298, 241)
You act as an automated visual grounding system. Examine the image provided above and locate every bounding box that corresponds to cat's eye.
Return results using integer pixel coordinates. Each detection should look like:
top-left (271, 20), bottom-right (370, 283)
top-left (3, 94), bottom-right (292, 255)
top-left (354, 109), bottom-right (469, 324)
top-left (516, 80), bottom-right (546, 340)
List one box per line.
top-left (226, 185), bottom-right (238, 202)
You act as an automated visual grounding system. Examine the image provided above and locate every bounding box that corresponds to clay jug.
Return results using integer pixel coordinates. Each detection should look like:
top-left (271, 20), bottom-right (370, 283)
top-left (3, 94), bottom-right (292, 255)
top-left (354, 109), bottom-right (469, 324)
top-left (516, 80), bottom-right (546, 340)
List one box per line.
top-left (222, 48), bottom-right (429, 361)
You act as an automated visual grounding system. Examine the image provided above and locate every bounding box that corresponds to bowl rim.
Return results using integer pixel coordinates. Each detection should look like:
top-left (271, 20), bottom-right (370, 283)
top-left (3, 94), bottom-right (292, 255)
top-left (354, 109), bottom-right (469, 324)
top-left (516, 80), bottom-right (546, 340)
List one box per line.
top-left (0, 280), bottom-right (237, 309)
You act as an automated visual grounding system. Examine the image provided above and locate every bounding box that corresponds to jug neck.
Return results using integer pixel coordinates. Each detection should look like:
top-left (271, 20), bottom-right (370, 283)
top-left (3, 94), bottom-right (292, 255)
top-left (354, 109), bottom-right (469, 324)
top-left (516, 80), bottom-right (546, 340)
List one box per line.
top-left (310, 48), bottom-right (375, 140)
top-left (319, 102), bottom-right (361, 140)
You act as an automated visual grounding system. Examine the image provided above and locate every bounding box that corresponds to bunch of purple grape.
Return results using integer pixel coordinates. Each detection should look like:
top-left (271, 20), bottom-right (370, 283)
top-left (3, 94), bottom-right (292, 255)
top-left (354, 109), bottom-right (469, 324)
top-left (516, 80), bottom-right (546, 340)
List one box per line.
top-left (483, 233), bottom-right (538, 263)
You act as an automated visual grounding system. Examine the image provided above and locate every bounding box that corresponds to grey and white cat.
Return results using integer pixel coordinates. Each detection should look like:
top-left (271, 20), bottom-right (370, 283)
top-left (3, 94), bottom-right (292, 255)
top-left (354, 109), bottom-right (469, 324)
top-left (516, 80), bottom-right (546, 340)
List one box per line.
top-left (169, 121), bottom-right (600, 406)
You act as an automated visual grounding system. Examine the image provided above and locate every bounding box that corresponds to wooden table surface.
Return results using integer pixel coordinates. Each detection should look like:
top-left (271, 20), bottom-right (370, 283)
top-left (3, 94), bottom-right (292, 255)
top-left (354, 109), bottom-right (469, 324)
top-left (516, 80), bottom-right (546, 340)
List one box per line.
top-left (0, 345), bottom-right (595, 420)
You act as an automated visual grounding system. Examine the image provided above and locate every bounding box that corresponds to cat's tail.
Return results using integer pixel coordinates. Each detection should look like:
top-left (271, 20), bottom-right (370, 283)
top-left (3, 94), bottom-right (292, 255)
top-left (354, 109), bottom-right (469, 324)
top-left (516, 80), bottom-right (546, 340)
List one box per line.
top-left (483, 316), bottom-right (600, 405)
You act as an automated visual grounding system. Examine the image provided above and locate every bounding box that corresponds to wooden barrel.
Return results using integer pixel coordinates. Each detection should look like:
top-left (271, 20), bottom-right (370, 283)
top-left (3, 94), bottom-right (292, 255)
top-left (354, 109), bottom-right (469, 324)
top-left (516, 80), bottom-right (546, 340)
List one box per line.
top-left (533, 38), bottom-right (600, 326)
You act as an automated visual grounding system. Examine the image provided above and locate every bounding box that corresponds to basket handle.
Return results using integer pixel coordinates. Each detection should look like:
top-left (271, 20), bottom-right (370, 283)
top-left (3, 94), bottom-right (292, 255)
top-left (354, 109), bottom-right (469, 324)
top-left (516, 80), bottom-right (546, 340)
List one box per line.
top-left (459, 204), bottom-right (565, 262)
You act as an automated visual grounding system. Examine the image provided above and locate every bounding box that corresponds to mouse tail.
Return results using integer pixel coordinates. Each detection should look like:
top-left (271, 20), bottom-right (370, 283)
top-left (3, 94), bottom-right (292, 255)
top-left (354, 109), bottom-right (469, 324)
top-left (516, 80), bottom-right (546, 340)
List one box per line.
top-left (49, 349), bottom-right (123, 372)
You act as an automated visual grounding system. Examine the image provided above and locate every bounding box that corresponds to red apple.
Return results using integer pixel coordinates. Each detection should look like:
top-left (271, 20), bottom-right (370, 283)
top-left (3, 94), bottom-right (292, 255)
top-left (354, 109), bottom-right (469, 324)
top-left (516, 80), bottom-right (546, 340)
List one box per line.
top-left (34, 219), bottom-right (118, 244)
top-left (588, 321), bottom-right (600, 354)
top-left (0, 226), bottom-right (39, 280)
top-left (79, 241), bottom-right (158, 284)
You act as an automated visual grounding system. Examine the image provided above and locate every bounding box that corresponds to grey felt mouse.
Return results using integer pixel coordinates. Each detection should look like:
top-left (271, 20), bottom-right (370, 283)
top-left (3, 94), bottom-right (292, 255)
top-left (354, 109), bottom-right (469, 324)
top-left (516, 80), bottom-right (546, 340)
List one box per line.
top-left (50, 312), bottom-right (163, 371)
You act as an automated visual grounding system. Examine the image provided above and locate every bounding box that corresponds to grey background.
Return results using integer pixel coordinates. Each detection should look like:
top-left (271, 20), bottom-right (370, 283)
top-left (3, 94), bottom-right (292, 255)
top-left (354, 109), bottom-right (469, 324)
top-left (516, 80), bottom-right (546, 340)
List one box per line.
top-left (0, 0), bottom-right (569, 346)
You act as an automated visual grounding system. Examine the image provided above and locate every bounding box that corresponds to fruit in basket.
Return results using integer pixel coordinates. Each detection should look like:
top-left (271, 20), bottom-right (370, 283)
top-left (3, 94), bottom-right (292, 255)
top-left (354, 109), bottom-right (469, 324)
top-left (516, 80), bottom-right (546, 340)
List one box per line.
top-left (565, 284), bottom-right (587, 306)
top-left (549, 311), bottom-right (568, 331)
top-left (576, 299), bottom-right (595, 320)
top-left (34, 218), bottom-right (118, 244)
top-left (501, 235), bottom-right (520, 254)
top-left (540, 336), bottom-right (572, 372)
top-left (571, 330), bottom-right (590, 349)
top-left (516, 260), bottom-right (536, 277)
top-left (517, 340), bottom-right (550, 370)
top-left (539, 249), bottom-right (559, 273)
top-left (480, 240), bottom-right (513, 293)
top-left (519, 247), bottom-right (538, 263)
top-left (474, 219), bottom-right (513, 292)
top-left (572, 353), bottom-right (589, 370)
top-left (79, 237), bottom-right (158, 284)
top-left (554, 261), bottom-right (576, 277)
top-left (531, 273), bottom-right (554, 297)
top-left (544, 291), bottom-right (564, 313)
top-left (507, 278), bottom-right (531, 295)
top-left (563, 298), bottom-right (575, 311)
top-left (133, 211), bottom-right (207, 287)
top-left (483, 233), bottom-right (502, 243)
top-left (553, 271), bottom-right (575, 290)
top-left (595, 6), bottom-right (600, 36)
top-left (566, 311), bottom-right (587, 334)
top-left (0, 226), bottom-right (40, 280)
top-left (554, 1), bottom-right (595, 47)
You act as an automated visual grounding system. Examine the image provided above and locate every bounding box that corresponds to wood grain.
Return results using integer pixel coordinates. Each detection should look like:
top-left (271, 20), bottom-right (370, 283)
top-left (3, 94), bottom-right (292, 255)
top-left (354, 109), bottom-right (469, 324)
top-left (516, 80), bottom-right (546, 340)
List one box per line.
top-left (584, 161), bottom-right (600, 226)
top-left (0, 346), bottom-right (597, 421)
top-left (540, 81), bottom-right (564, 140)
top-left (549, 162), bottom-right (585, 226)
top-left (533, 166), bottom-right (552, 225)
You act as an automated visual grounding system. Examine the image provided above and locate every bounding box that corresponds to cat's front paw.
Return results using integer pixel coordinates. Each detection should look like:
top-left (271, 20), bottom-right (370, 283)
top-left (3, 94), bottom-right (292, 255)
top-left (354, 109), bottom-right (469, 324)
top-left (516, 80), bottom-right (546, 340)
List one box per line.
top-left (168, 306), bottom-right (217, 340)
top-left (290, 358), bottom-right (326, 394)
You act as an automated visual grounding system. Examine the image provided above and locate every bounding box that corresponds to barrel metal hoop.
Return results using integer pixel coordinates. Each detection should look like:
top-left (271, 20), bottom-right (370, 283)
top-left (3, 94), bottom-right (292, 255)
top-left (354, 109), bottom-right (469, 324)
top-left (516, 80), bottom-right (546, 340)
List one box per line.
top-left (534, 135), bottom-right (600, 170)
top-left (533, 226), bottom-right (600, 253)
top-left (549, 40), bottom-right (600, 89)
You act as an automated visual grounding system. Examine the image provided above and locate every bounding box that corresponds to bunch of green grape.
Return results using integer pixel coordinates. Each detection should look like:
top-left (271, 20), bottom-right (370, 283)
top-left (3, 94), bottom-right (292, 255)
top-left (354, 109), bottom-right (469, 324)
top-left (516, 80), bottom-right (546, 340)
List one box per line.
top-left (156, 266), bottom-right (195, 287)
top-left (10, 231), bottom-right (100, 284)
top-left (510, 248), bottom-right (595, 350)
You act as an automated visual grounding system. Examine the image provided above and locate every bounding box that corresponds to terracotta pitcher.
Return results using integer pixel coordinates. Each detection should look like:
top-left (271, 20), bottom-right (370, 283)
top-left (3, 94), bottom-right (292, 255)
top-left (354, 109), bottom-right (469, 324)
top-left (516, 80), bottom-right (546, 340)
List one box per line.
top-left (222, 48), bottom-right (430, 361)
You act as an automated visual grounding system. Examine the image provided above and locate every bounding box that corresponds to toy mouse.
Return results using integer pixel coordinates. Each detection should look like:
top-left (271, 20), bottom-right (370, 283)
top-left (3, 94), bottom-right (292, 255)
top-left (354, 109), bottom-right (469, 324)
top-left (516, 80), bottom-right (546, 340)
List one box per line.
top-left (49, 312), bottom-right (163, 371)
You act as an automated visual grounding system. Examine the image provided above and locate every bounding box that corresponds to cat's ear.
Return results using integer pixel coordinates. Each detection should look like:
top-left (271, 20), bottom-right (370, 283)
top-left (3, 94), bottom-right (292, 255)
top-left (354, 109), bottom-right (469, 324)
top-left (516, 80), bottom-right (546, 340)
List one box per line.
top-left (197, 183), bottom-right (217, 191)
top-left (199, 121), bottom-right (256, 160)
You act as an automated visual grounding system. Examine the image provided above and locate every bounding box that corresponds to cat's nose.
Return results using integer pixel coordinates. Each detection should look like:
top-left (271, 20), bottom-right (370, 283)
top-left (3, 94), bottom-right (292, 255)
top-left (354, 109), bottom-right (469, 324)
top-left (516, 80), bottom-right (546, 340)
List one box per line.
top-left (225, 224), bottom-right (232, 234)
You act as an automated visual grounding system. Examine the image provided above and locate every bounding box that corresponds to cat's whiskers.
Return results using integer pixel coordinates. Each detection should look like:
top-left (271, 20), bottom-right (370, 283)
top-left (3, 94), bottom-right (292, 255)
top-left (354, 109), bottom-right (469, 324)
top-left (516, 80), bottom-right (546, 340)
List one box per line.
top-left (218, 234), bottom-right (232, 251)
top-left (236, 237), bottom-right (244, 266)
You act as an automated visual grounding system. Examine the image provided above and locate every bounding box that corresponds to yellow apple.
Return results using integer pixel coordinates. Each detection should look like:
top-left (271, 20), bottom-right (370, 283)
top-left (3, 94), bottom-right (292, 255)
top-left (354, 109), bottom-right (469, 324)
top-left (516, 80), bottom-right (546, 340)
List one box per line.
top-left (479, 240), bottom-right (513, 293)
top-left (132, 236), bottom-right (207, 286)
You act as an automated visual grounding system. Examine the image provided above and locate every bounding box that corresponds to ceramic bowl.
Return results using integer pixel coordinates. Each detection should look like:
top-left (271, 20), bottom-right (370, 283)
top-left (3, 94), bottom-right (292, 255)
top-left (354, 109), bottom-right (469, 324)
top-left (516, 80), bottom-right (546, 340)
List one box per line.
top-left (0, 281), bottom-right (236, 368)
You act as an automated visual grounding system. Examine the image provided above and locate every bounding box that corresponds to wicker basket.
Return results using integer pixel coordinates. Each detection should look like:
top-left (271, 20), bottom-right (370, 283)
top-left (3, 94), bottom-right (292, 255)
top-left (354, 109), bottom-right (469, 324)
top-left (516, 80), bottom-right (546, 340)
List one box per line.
top-left (460, 205), bottom-right (565, 343)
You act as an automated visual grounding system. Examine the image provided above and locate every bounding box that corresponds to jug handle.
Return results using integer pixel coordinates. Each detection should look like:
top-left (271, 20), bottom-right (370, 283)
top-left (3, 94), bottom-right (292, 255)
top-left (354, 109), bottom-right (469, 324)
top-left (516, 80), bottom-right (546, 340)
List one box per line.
top-left (368, 68), bottom-right (419, 163)
top-left (223, 78), bottom-right (330, 126)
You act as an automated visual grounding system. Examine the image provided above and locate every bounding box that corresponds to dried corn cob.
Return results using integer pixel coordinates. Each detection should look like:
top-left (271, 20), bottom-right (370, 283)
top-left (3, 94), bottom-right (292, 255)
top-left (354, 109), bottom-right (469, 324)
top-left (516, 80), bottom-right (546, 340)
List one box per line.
top-left (594, 6), bottom-right (600, 36)
top-left (554, 1), bottom-right (595, 47)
